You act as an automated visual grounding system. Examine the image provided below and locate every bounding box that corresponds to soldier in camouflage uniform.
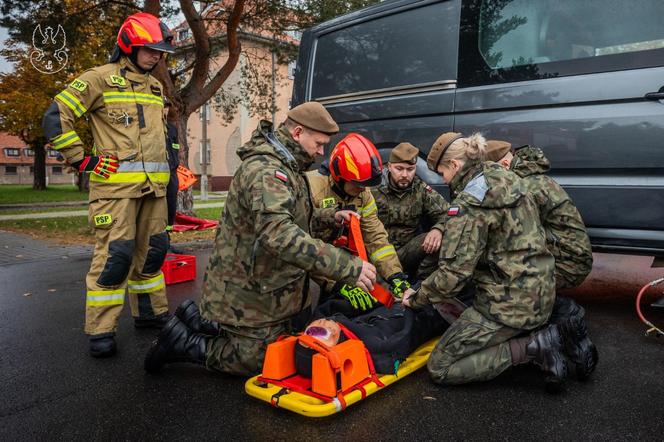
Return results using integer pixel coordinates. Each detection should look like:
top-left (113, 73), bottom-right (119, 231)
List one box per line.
top-left (486, 140), bottom-right (598, 381)
top-left (307, 134), bottom-right (409, 312)
top-left (144, 102), bottom-right (375, 376)
top-left (372, 142), bottom-right (449, 281)
top-left (403, 132), bottom-right (571, 392)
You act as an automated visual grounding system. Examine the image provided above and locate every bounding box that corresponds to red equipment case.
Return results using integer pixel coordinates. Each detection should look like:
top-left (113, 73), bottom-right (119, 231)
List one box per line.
top-left (161, 253), bottom-right (196, 285)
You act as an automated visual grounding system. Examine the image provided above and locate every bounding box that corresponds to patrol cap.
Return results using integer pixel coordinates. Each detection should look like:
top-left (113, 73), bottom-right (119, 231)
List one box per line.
top-left (427, 132), bottom-right (462, 171)
top-left (389, 142), bottom-right (419, 165)
top-left (485, 139), bottom-right (512, 162)
top-left (287, 101), bottom-right (339, 135)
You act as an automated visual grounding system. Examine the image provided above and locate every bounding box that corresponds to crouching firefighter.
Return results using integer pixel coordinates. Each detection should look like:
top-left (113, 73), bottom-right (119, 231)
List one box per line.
top-left (41, 12), bottom-right (176, 357)
top-left (143, 102), bottom-right (375, 376)
top-left (307, 134), bottom-right (410, 313)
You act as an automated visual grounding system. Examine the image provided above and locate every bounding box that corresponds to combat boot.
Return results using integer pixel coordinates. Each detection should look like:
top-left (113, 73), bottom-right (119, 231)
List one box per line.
top-left (144, 316), bottom-right (209, 373)
top-left (552, 297), bottom-right (598, 381)
top-left (134, 312), bottom-right (171, 329)
top-left (526, 324), bottom-right (568, 393)
top-left (89, 332), bottom-right (117, 358)
top-left (174, 299), bottom-right (221, 335)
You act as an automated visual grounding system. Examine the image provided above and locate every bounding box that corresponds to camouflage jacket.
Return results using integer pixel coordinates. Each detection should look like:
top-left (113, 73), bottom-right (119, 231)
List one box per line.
top-left (372, 169), bottom-right (449, 249)
top-left (306, 170), bottom-right (402, 280)
top-left (411, 160), bottom-right (555, 330)
top-left (199, 121), bottom-right (363, 327)
top-left (511, 146), bottom-right (593, 288)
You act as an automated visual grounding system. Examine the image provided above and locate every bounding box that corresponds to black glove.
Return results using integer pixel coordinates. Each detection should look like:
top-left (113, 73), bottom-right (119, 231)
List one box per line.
top-left (74, 156), bottom-right (119, 179)
top-left (388, 272), bottom-right (410, 299)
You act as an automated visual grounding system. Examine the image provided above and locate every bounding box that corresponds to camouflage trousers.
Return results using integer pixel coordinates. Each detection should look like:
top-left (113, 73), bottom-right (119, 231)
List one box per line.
top-left (427, 307), bottom-right (525, 385)
top-left (205, 322), bottom-right (289, 376)
top-left (397, 233), bottom-right (438, 281)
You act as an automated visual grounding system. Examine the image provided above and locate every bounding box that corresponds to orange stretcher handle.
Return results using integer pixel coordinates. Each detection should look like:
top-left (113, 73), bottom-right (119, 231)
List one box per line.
top-left (347, 216), bottom-right (394, 308)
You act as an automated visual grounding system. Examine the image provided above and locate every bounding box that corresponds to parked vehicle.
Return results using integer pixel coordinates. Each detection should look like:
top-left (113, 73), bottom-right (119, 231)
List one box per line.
top-left (292, 0), bottom-right (664, 256)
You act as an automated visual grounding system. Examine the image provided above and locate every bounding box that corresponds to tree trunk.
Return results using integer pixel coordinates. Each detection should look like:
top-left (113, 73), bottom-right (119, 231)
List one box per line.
top-left (32, 139), bottom-right (46, 190)
top-left (77, 171), bottom-right (89, 192)
top-left (176, 112), bottom-right (195, 215)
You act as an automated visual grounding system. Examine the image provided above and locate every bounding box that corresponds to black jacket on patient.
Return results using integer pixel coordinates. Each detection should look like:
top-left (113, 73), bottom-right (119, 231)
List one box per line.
top-left (296, 302), bottom-right (449, 375)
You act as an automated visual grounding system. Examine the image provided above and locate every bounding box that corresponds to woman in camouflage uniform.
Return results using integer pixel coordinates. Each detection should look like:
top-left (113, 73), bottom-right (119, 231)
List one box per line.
top-left (403, 132), bottom-right (571, 392)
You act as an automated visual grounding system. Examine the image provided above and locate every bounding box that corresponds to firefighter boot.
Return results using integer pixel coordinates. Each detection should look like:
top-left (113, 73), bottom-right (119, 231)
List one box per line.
top-left (89, 332), bottom-right (117, 358)
top-left (526, 324), bottom-right (568, 393)
top-left (553, 298), bottom-right (598, 381)
top-left (144, 316), bottom-right (209, 373)
top-left (174, 299), bottom-right (221, 336)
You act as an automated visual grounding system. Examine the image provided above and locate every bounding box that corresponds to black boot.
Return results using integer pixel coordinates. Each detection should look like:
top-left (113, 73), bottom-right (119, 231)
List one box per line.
top-left (144, 316), bottom-right (208, 373)
top-left (526, 324), bottom-right (568, 393)
top-left (134, 312), bottom-right (171, 329)
top-left (174, 299), bottom-right (221, 336)
top-left (89, 332), bottom-right (117, 358)
top-left (552, 297), bottom-right (598, 381)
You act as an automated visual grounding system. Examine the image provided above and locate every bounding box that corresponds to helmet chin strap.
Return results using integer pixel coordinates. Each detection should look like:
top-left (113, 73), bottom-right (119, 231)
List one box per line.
top-left (332, 180), bottom-right (350, 200)
top-left (128, 47), bottom-right (150, 73)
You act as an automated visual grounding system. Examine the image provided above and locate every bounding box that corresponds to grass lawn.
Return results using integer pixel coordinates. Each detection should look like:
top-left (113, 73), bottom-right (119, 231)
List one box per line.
top-left (0, 204), bottom-right (223, 245)
top-left (0, 184), bottom-right (88, 204)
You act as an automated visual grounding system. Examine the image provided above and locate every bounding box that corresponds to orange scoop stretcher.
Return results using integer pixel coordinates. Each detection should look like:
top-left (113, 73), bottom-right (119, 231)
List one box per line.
top-left (332, 215), bottom-right (395, 308)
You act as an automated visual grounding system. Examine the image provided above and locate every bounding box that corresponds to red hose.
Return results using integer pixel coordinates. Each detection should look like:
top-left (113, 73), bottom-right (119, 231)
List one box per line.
top-left (636, 277), bottom-right (664, 337)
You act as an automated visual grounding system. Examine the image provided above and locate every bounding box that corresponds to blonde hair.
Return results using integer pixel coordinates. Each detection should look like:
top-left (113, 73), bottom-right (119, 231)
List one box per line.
top-left (440, 132), bottom-right (487, 166)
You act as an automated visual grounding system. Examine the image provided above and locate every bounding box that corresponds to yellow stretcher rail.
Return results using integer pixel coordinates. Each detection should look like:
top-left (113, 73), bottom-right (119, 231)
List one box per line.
top-left (245, 336), bottom-right (439, 418)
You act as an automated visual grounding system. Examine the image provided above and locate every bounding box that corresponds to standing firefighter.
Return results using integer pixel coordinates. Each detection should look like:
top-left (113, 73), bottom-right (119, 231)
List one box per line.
top-left (372, 142), bottom-right (449, 281)
top-left (144, 102), bottom-right (374, 376)
top-left (42, 13), bottom-right (176, 357)
top-left (307, 134), bottom-right (409, 312)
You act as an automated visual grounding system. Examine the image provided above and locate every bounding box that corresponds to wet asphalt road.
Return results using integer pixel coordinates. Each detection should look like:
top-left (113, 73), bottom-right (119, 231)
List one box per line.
top-left (1, 249), bottom-right (664, 441)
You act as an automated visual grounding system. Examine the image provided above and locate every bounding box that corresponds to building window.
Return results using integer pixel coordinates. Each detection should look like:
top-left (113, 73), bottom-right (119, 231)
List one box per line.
top-left (52, 166), bottom-right (63, 175)
top-left (5, 165), bottom-right (17, 175)
top-left (4, 148), bottom-right (19, 157)
top-left (287, 60), bottom-right (297, 79)
top-left (24, 148), bottom-right (35, 157)
top-left (178, 29), bottom-right (189, 41)
top-left (29, 166), bottom-right (34, 175)
top-left (48, 149), bottom-right (59, 157)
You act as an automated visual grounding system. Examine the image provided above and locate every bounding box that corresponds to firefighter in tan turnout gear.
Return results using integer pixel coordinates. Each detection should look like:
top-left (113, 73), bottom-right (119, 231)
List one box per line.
top-left (307, 134), bottom-right (409, 312)
top-left (42, 12), bottom-right (176, 357)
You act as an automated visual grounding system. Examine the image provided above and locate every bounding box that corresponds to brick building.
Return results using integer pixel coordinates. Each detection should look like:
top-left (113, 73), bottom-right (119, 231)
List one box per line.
top-left (0, 132), bottom-right (74, 185)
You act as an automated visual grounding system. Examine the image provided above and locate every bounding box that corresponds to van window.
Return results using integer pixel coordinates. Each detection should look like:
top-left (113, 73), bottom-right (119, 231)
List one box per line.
top-left (311, 1), bottom-right (458, 99)
top-left (459, 0), bottom-right (664, 86)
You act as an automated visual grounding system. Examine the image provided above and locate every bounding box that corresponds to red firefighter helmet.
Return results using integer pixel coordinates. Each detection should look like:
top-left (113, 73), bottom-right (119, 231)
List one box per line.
top-left (329, 133), bottom-right (383, 188)
top-left (117, 12), bottom-right (175, 55)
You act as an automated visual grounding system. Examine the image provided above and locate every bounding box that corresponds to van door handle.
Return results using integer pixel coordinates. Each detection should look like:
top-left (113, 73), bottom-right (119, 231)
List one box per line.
top-left (645, 87), bottom-right (664, 100)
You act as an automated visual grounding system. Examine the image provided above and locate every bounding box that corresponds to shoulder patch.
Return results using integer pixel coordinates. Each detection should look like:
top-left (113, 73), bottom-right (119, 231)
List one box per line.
top-left (70, 78), bottom-right (87, 92)
top-left (463, 173), bottom-right (488, 202)
top-left (447, 206), bottom-right (461, 216)
top-left (275, 170), bottom-right (289, 183)
top-left (109, 75), bottom-right (126, 87)
top-left (425, 184), bottom-right (433, 193)
top-left (321, 197), bottom-right (337, 208)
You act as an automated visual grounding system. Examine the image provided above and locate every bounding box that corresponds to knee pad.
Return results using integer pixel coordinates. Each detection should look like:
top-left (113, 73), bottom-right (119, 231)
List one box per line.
top-left (142, 232), bottom-right (169, 274)
top-left (97, 239), bottom-right (135, 286)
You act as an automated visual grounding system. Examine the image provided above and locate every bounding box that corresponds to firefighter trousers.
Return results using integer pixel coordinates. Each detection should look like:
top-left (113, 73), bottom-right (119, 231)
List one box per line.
top-left (85, 193), bottom-right (169, 335)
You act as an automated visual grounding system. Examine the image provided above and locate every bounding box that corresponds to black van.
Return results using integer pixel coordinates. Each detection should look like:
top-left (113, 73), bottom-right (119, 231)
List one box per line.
top-left (292, 0), bottom-right (664, 256)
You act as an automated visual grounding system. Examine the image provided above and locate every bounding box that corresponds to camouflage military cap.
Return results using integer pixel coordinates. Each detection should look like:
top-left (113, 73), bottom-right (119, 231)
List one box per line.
top-left (485, 139), bottom-right (512, 162)
top-left (427, 132), bottom-right (462, 171)
top-left (287, 101), bottom-right (339, 135)
top-left (389, 142), bottom-right (419, 165)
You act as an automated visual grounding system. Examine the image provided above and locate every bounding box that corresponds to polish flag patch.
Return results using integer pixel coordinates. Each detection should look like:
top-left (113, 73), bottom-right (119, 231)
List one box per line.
top-left (275, 170), bottom-right (288, 183)
top-left (425, 184), bottom-right (433, 193)
top-left (447, 206), bottom-right (460, 216)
